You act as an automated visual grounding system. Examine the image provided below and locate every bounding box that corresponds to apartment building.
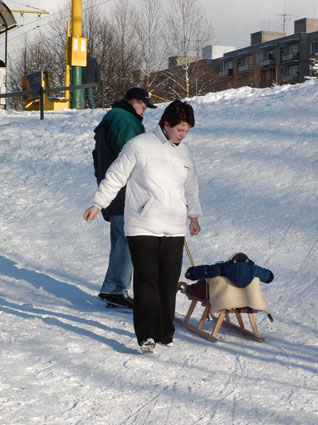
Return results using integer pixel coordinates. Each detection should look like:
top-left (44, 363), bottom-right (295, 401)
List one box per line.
top-left (151, 18), bottom-right (318, 99)
top-left (214, 18), bottom-right (318, 91)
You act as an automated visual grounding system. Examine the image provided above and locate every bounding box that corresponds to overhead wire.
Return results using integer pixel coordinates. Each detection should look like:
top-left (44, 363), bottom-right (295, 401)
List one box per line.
top-left (7, 1), bottom-right (49, 13)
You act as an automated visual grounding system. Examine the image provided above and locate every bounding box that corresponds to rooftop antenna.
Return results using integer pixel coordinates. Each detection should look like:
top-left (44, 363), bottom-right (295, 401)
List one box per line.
top-left (277, 0), bottom-right (294, 33)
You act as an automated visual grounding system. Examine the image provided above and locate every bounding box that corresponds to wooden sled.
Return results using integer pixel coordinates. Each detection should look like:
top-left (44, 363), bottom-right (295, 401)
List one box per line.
top-left (175, 282), bottom-right (270, 343)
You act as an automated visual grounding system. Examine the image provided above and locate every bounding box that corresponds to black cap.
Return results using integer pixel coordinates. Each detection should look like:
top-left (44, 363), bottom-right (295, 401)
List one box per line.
top-left (124, 87), bottom-right (157, 109)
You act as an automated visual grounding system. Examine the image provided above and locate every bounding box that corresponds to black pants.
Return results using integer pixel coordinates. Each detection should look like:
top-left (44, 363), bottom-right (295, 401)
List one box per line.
top-left (128, 236), bottom-right (184, 346)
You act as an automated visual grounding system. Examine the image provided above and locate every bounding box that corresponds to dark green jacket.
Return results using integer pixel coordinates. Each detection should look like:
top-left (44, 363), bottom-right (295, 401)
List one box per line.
top-left (92, 100), bottom-right (145, 221)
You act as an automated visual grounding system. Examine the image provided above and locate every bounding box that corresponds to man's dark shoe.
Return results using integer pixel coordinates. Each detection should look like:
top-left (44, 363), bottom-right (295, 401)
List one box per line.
top-left (99, 293), bottom-right (134, 309)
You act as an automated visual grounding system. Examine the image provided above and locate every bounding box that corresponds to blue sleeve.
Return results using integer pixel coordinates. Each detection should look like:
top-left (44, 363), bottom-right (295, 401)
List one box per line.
top-left (254, 265), bottom-right (274, 283)
top-left (186, 264), bottom-right (223, 280)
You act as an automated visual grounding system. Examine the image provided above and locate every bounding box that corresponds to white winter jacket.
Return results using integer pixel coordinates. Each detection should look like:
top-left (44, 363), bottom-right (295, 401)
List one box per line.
top-left (93, 125), bottom-right (202, 236)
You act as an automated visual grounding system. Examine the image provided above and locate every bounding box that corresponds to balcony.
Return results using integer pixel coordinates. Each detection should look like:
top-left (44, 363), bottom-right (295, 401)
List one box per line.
top-left (282, 74), bottom-right (298, 83)
top-left (281, 52), bottom-right (299, 62)
top-left (259, 59), bottom-right (270, 66)
top-left (238, 64), bottom-right (253, 72)
top-left (259, 58), bottom-right (276, 66)
top-left (218, 69), bottom-right (233, 77)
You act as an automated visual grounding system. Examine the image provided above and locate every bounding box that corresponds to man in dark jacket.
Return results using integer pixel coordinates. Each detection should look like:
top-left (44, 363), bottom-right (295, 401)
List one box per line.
top-left (82, 47), bottom-right (101, 109)
top-left (93, 87), bottom-right (156, 308)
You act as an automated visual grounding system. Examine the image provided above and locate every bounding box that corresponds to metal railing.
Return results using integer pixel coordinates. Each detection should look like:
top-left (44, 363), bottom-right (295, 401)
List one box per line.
top-left (281, 53), bottom-right (299, 62)
top-left (0, 80), bottom-right (105, 120)
top-left (218, 69), bottom-right (233, 77)
top-left (281, 74), bottom-right (299, 84)
top-left (238, 64), bottom-right (253, 72)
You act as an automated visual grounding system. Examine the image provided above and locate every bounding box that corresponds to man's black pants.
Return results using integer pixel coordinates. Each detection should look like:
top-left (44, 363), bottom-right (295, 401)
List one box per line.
top-left (128, 236), bottom-right (184, 346)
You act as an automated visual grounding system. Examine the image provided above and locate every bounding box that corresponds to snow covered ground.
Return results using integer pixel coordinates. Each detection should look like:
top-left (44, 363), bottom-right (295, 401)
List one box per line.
top-left (0, 80), bottom-right (318, 425)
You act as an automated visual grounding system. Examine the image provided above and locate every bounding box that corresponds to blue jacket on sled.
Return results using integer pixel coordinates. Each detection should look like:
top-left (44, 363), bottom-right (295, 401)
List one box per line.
top-left (185, 259), bottom-right (274, 288)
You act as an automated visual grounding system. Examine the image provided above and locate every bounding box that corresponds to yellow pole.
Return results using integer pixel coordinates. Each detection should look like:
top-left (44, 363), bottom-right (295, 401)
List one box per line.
top-left (72, 0), bottom-right (82, 36)
top-left (71, 0), bottom-right (83, 109)
top-left (151, 93), bottom-right (170, 102)
top-left (65, 21), bottom-right (71, 101)
top-left (184, 239), bottom-right (195, 267)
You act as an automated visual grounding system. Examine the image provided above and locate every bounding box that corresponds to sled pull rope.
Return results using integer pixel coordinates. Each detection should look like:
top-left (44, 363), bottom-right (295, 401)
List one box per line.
top-left (184, 239), bottom-right (195, 267)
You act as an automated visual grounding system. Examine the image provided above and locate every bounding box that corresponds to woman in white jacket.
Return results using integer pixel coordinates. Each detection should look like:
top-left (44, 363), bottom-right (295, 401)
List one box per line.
top-left (84, 100), bottom-right (201, 353)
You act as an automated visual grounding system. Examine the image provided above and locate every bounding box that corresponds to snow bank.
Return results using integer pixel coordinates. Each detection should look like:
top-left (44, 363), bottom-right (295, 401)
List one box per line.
top-left (0, 81), bottom-right (318, 424)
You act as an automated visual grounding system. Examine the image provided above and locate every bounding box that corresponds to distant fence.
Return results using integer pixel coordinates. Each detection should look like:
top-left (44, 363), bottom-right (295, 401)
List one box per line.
top-left (0, 80), bottom-right (105, 120)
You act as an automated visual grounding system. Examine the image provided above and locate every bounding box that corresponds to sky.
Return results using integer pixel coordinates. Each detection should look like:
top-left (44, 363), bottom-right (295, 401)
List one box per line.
top-left (1, 0), bottom-right (318, 60)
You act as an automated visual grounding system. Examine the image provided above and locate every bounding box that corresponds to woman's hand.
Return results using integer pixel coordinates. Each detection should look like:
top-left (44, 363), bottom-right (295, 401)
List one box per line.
top-left (83, 206), bottom-right (100, 222)
top-left (189, 217), bottom-right (201, 236)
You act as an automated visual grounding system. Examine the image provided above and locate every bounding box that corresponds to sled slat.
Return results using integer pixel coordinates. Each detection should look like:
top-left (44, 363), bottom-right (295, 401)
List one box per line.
top-left (235, 311), bottom-right (245, 329)
top-left (184, 300), bottom-right (197, 322)
top-left (198, 306), bottom-right (210, 329)
top-left (211, 310), bottom-right (225, 337)
top-left (211, 312), bottom-right (265, 342)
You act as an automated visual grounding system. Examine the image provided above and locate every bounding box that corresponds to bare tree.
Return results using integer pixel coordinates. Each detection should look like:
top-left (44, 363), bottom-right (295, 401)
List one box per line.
top-left (7, 0), bottom-right (144, 109)
top-left (132, 0), bottom-right (167, 97)
top-left (163, 0), bottom-right (214, 98)
top-left (8, 3), bottom-right (72, 109)
top-left (39, 5), bottom-right (72, 87)
top-left (82, 1), bottom-right (118, 105)
top-left (110, 0), bottom-right (141, 95)
top-left (8, 14), bottom-right (70, 110)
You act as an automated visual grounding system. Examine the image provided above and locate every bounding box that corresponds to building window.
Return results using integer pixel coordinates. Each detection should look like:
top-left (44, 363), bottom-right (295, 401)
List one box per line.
top-left (258, 50), bottom-right (275, 65)
top-left (225, 61), bottom-right (233, 76)
top-left (224, 61), bottom-right (232, 70)
top-left (281, 44), bottom-right (299, 61)
top-left (268, 50), bottom-right (275, 60)
top-left (290, 44), bottom-right (298, 55)
top-left (238, 55), bottom-right (253, 71)
top-left (310, 42), bottom-right (318, 55)
top-left (289, 64), bottom-right (298, 76)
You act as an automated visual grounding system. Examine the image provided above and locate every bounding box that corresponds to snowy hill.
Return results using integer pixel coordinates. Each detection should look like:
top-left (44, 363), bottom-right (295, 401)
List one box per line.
top-left (0, 81), bottom-right (318, 425)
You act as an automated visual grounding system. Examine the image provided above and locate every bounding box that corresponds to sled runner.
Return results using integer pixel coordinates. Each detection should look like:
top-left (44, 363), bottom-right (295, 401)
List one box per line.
top-left (175, 276), bottom-right (273, 343)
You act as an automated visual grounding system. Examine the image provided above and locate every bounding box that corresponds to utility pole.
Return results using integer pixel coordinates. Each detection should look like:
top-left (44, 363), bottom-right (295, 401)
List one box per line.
top-left (65, 21), bottom-right (71, 102)
top-left (71, 0), bottom-right (85, 109)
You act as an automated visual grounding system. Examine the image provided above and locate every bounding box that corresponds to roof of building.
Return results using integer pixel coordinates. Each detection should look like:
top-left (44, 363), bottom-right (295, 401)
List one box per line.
top-left (0, 0), bottom-right (17, 35)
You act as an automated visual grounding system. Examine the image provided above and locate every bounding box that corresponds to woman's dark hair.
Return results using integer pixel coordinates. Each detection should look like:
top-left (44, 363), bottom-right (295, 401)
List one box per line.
top-left (159, 100), bottom-right (195, 128)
